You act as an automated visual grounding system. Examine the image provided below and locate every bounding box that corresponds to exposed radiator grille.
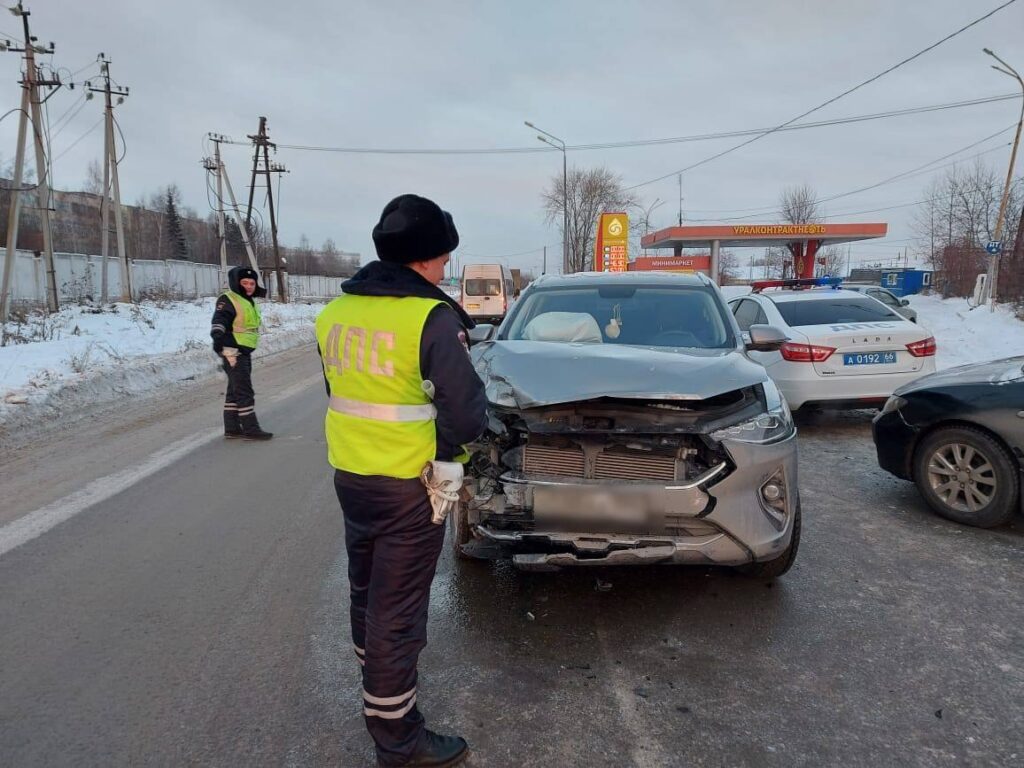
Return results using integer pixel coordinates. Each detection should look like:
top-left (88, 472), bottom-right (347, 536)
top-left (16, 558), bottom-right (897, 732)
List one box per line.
top-left (523, 445), bottom-right (585, 477)
top-left (595, 452), bottom-right (676, 481)
top-left (523, 444), bottom-right (678, 481)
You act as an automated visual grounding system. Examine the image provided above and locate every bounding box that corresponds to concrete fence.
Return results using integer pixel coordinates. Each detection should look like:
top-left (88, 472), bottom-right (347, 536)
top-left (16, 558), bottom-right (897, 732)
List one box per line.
top-left (2, 249), bottom-right (347, 306)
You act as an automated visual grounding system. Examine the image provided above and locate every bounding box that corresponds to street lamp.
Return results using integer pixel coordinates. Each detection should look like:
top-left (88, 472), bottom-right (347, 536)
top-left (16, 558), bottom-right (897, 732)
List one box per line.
top-left (982, 47), bottom-right (1024, 312)
top-left (525, 121), bottom-right (568, 273)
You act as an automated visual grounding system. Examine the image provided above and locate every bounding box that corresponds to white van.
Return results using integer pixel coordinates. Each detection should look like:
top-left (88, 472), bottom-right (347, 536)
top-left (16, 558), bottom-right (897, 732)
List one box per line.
top-left (461, 264), bottom-right (516, 324)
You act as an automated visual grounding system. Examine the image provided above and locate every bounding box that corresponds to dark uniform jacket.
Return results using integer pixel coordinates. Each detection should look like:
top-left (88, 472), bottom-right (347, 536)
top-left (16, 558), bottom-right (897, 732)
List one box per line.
top-left (210, 267), bottom-right (264, 354)
top-left (325, 260), bottom-right (489, 467)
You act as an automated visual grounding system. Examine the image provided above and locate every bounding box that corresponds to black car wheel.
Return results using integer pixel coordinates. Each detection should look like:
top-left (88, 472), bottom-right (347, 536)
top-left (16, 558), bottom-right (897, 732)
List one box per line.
top-left (913, 426), bottom-right (1019, 528)
top-left (737, 500), bottom-right (801, 579)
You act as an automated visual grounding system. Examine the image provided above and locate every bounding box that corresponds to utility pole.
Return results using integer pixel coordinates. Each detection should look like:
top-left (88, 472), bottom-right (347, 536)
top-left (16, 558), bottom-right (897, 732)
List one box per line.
top-left (542, 245), bottom-right (546, 275)
top-left (87, 54), bottom-right (131, 303)
top-left (980, 49), bottom-right (1023, 311)
top-left (205, 134), bottom-right (260, 276)
top-left (244, 117), bottom-right (287, 302)
top-left (678, 174), bottom-right (683, 226)
top-left (1, 3), bottom-right (60, 320)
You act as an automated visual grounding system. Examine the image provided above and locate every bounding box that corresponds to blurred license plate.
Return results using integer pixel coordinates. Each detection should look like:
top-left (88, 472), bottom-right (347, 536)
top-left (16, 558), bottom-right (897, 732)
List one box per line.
top-left (467, 303), bottom-right (480, 310)
top-left (843, 351), bottom-right (897, 365)
top-left (533, 485), bottom-right (655, 528)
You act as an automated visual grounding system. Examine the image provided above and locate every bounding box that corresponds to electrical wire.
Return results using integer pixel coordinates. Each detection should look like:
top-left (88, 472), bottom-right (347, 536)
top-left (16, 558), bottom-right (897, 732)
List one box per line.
top-left (48, 91), bottom-right (87, 138)
top-left (52, 115), bottom-right (103, 162)
top-left (681, 127), bottom-right (1015, 220)
top-left (459, 245), bottom-right (550, 259)
top-left (214, 93), bottom-right (1019, 156)
top-left (625, 0), bottom-right (1021, 191)
top-left (0, 107), bottom-right (39, 191)
top-left (112, 112), bottom-right (126, 164)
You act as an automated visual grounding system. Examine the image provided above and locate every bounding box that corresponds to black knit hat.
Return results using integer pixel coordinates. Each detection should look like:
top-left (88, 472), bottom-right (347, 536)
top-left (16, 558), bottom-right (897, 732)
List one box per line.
top-left (227, 265), bottom-right (267, 297)
top-left (372, 194), bottom-right (459, 264)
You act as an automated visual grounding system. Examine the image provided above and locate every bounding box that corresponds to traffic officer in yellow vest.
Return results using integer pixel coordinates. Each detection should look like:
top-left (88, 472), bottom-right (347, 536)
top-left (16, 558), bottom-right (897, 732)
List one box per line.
top-left (316, 195), bottom-right (486, 767)
top-left (210, 266), bottom-right (273, 440)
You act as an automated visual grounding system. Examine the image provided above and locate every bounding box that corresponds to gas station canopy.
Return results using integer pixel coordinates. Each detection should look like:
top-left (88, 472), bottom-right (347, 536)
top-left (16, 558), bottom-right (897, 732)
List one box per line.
top-left (641, 223), bottom-right (888, 250)
top-left (638, 222), bottom-right (888, 280)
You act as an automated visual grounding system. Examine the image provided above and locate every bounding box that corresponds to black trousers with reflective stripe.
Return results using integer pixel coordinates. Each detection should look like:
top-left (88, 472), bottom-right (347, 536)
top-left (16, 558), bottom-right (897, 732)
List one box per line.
top-left (334, 470), bottom-right (446, 766)
top-left (221, 353), bottom-right (254, 412)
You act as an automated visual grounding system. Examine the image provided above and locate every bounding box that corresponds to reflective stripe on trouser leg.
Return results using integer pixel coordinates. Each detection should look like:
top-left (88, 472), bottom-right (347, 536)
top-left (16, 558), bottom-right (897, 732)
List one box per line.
top-left (336, 474), bottom-right (447, 765)
top-left (224, 355), bottom-right (254, 410)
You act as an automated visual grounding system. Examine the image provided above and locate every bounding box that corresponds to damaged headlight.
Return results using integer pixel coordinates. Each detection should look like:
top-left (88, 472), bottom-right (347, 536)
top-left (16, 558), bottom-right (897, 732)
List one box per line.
top-left (710, 381), bottom-right (794, 444)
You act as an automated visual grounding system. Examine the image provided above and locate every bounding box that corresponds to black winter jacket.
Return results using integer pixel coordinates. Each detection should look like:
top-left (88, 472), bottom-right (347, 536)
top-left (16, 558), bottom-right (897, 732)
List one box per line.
top-left (323, 260), bottom-right (488, 465)
top-left (210, 267), bottom-right (261, 354)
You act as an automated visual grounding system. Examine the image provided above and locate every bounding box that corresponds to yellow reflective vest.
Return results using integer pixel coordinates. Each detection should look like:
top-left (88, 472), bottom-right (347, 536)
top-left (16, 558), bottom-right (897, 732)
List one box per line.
top-left (315, 293), bottom-right (445, 479)
top-left (224, 290), bottom-right (261, 349)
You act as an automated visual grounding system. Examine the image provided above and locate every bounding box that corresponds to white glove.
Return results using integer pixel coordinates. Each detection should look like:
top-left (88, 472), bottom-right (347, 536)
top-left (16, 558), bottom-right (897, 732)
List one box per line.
top-left (420, 460), bottom-right (464, 525)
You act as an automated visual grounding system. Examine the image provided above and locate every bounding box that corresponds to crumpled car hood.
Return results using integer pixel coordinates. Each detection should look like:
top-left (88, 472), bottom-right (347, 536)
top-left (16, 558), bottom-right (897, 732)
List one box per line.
top-left (472, 340), bottom-right (768, 409)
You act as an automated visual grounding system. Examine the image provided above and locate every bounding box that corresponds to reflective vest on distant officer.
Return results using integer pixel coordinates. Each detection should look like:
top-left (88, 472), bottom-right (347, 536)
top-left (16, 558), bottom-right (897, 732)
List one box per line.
top-left (316, 293), bottom-right (446, 480)
top-left (224, 289), bottom-right (261, 349)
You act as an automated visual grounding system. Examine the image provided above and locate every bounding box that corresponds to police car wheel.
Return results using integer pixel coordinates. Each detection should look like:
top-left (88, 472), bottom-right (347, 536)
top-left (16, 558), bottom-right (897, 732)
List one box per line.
top-left (449, 500), bottom-right (474, 560)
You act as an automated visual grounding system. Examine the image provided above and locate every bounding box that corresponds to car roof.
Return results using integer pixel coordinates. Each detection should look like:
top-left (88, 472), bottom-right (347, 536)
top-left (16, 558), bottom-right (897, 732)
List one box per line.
top-left (529, 271), bottom-right (712, 289)
top-left (754, 288), bottom-right (871, 304)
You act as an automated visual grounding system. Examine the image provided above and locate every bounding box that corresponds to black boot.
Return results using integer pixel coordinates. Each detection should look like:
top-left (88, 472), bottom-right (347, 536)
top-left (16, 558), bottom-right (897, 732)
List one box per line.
top-left (239, 412), bottom-right (273, 441)
top-left (223, 407), bottom-right (242, 439)
top-left (381, 731), bottom-right (468, 767)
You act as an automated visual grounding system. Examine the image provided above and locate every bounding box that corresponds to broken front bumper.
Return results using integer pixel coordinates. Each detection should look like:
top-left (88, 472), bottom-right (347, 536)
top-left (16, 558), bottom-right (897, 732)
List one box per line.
top-left (470, 432), bottom-right (798, 571)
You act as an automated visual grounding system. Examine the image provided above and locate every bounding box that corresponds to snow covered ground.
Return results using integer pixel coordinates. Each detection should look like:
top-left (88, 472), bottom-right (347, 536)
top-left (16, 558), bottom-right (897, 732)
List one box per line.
top-left (2, 290), bottom-right (1022, 432)
top-left (907, 294), bottom-right (1024, 370)
top-left (0, 298), bottom-right (323, 430)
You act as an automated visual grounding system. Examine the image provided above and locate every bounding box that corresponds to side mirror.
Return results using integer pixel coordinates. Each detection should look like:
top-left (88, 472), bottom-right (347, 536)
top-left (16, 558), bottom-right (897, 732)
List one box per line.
top-left (468, 324), bottom-right (496, 346)
top-left (900, 298), bottom-right (910, 306)
top-left (746, 324), bottom-right (789, 352)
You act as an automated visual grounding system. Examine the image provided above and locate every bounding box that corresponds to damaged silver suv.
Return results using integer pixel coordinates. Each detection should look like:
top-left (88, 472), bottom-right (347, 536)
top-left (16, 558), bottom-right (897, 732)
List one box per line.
top-left (456, 271), bottom-right (800, 577)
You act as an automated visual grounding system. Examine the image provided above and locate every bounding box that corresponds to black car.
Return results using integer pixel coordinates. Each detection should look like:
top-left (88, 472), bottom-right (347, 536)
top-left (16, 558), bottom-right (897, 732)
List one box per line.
top-left (873, 356), bottom-right (1024, 528)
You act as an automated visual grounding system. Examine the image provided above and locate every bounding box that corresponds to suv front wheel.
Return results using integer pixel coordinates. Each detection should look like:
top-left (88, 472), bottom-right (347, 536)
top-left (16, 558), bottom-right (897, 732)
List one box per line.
top-left (736, 500), bottom-right (801, 579)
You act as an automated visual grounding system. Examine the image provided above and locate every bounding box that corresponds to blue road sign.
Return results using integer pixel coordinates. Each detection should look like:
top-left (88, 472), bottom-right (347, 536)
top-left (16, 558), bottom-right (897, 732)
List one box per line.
top-left (985, 241), bottom-right (1003, 255)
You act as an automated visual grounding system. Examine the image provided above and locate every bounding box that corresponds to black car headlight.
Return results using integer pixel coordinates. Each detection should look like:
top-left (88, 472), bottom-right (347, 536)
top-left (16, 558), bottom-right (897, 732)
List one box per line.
top-left (711, 381), bottom-right (795, 444)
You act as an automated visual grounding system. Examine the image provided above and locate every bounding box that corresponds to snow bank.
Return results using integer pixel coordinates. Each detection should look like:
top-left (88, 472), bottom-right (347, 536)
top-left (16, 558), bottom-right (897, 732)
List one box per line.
top-left (0, 298), bottom-right (322, 431)
top-left (907, 294), bottom-right (1024, 370)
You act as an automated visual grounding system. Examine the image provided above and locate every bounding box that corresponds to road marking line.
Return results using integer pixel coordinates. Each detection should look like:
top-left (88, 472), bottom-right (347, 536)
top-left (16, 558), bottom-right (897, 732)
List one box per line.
top-left (0, 377), bottom-right (319, 559)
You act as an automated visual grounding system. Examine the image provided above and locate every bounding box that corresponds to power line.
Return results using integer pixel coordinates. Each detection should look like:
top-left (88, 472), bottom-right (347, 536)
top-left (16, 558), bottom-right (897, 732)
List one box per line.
top-left (52, 115), bottom-right (103, 161)
top-left (683, 126), bottom-right (1015, 219)
top-left (214, 92), bottom-right (1019, 156)
top-left (460, 245), bottom-right (551, 259)
top-left (625, 0), bottom-right (1020, 190)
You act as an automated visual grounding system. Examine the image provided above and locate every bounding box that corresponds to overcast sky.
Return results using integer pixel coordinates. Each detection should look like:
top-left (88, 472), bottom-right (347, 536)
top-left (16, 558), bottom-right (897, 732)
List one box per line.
top-left (2, 0), bottom-right (1022, 274)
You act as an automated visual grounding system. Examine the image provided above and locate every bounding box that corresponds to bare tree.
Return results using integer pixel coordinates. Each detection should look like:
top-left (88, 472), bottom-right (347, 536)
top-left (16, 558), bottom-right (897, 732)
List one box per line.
top-left (83, 159), bottom-right (104, 195)
top-left (913, 160), bottom-right (1022, 298)
top-left (542, 166), bottom-right (638, 272)
top-left (779, 183), bottom-right (820, 224)
top-left (815, 246), bottom-right (846, 277)
top-left (717, 250), bottom-right (741, 284)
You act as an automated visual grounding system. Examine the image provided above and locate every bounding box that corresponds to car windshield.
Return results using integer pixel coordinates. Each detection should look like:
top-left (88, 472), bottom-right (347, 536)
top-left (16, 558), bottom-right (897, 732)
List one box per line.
top-left (775, 296), bottom-right (901, 326)
top-left (465, 278), bottom-right (501, 296)
top-left (502, 284), bottom-right (734, 349)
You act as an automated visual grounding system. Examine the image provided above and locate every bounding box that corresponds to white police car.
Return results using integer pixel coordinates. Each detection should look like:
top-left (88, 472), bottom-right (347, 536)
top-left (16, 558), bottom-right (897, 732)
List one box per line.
top-left (728, 279), bottom-right (936, 411)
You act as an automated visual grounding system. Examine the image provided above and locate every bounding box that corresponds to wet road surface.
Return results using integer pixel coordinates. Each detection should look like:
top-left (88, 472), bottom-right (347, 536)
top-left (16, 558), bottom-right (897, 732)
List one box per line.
top-left (1, 357), bottom-right (1022, 767)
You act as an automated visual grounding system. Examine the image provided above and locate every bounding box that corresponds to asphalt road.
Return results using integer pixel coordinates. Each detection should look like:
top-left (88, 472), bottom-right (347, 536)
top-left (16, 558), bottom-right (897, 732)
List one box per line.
top-left (1, 348), bottom-right (1022, 767)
